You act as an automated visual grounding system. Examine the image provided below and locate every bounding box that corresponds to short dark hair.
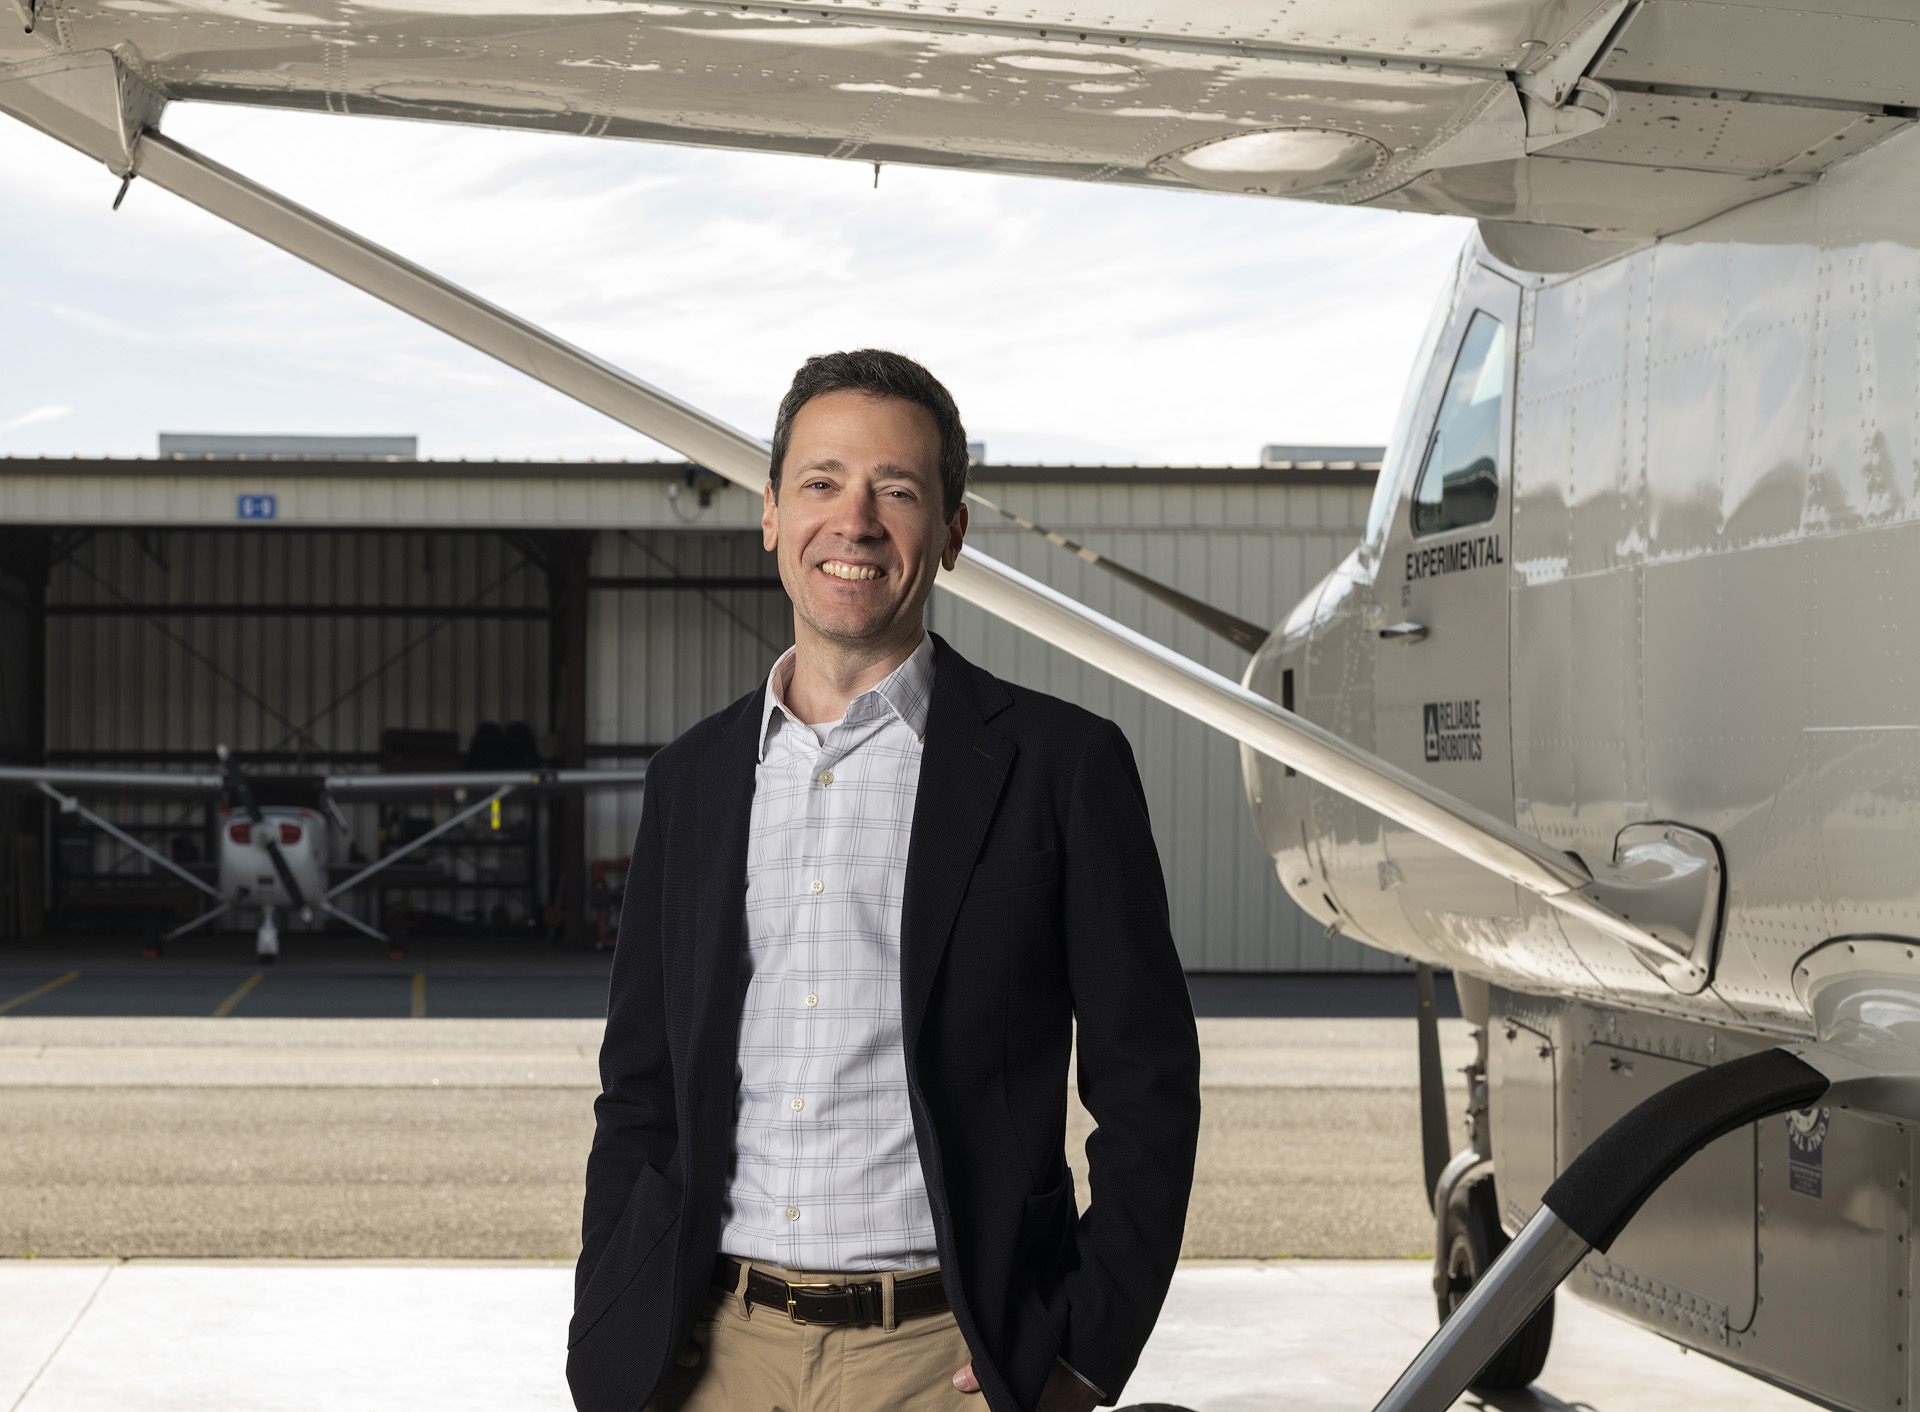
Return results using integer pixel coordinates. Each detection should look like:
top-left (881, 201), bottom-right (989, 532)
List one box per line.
top-left (768, 349), bottom-right (970, 520)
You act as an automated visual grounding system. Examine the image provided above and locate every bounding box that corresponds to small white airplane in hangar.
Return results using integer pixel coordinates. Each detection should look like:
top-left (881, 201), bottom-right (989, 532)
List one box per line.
top-left (3, 1), bottom-right (1920, 1409)
top-left (0, 749), bottom-right (648, 958)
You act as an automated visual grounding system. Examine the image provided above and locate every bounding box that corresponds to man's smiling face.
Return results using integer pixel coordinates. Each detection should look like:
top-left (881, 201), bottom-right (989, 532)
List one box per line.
top-left (763, 389), bottom-right (967, 654)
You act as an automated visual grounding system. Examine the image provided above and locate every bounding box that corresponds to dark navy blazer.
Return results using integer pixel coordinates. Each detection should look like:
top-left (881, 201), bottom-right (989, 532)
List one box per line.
top-left (566, 634), bottom-right (1201, 1412)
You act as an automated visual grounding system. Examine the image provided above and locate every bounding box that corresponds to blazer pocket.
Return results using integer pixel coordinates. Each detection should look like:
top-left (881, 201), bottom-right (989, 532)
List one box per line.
top-left (1016, 1173), bottom-right (1078, 1330)
top-left (966, 848), bottom-right (1057, 897)
top-left (570, 1162), bottom-right (682, 1347)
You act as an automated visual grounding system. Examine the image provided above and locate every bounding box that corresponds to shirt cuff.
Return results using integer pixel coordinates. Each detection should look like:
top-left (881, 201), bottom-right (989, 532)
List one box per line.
top-left (1057, 1357), bottom-right (1108, 1402)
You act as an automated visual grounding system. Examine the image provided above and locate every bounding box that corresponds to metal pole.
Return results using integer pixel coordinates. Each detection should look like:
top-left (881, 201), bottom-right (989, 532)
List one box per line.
top-left (1371, 1209), bottom-right (1590, 1412)
top-left (1415, 963), bottom-right (1452, 1209)
top-left (325, 784), bottom-right (514, 900)
top-left (36, 780), bottom-right (221, 898)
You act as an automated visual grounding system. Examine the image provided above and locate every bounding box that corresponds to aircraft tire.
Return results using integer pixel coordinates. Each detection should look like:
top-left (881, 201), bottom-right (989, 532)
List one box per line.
top-left (1436, 1176), bottom-right (1553, 1389)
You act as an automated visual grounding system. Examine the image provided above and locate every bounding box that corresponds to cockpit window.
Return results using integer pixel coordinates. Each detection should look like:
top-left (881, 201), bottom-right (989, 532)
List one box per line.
top-left (1410, 310), bottom-right (1506, 537)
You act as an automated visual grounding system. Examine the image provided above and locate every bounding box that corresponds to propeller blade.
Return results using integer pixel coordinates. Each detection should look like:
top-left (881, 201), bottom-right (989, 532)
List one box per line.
top-left (261, 836), bottom-right (308, 913)
top-left (965, 491), bottom-right (1270, 653)
top-left (216, 744), bottom-right (264, 823)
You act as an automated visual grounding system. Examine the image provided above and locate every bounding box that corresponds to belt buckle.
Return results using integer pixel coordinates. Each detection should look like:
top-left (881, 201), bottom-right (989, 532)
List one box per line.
top-left (784, 1280), bottom-right (843, 1325)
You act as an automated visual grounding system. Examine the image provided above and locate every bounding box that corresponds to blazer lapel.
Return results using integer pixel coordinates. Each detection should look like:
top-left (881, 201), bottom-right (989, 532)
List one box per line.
top-left (900, 636), bottom-right (1015, 1057)
top-left (685, 690), bottom-right (763, 1096)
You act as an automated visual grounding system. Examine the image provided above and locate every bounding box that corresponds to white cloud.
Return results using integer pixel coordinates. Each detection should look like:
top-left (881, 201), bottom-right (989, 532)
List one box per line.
top-left (0, 102), bottom-right (1471, 464)
top-left (0, 403), bottom-right (74, 433)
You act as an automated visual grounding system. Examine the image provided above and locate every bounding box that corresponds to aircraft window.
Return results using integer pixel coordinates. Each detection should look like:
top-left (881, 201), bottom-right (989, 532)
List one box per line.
top-left (1410, 310), bottom-right (1506, 537)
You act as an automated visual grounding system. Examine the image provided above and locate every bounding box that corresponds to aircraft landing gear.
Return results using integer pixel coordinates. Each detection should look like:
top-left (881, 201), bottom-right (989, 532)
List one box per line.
top-left (1372, 1048), bottom-right (1830, 1412)
top-left (255, 906), bottom-right (280, 962)
top-left (1437, 1178), bottom-right (1552, 1388)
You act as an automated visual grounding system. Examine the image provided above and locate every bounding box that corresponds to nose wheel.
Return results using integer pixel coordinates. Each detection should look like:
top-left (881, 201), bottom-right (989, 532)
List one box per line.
top-left (255, 906), bottom-right (280, 962)
top-left (1438, 1178), bottom-right (1553, 1388)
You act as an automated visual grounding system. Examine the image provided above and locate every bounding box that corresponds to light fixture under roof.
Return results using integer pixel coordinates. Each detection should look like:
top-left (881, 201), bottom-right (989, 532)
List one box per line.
top-left (1151, 128), bottom-right (1388, 197)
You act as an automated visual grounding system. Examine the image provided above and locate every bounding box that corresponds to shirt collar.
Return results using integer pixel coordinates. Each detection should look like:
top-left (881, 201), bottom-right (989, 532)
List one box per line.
top-left (758, 633), bottom-right (936, 761)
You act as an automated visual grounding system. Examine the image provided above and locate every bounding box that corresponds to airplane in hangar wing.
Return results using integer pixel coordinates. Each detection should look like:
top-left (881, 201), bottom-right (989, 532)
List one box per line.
top-left (0, 751), bottom-right (648, 958)
top-left (6, 2), bottom-right (1920, 1409)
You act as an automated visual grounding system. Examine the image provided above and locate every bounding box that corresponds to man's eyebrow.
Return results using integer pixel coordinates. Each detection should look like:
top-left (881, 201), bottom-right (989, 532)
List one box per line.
top-left (797, 458), bottom-right (847, 475)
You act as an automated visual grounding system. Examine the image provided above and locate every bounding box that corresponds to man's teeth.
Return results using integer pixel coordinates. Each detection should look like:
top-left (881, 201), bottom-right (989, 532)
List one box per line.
top-left (821, 562), bottom-right (880, 581)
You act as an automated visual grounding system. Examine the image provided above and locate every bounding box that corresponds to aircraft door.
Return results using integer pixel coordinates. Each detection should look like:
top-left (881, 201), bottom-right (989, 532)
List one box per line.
top-left (1372, 264), bottom-right (1521, 925)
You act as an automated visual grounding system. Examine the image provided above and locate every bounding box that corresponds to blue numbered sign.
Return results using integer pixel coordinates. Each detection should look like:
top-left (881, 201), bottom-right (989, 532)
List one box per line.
top-left (237, 494), bottom-right (278, 521)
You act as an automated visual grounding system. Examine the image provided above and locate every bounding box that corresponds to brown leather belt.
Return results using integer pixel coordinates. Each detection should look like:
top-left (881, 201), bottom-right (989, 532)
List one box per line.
top-left (711, 1255), bottom-right (948, 1326)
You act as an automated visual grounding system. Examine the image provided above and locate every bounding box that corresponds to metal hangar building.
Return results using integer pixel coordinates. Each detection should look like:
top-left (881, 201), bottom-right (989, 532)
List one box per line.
top-left (0, 446), bottom-right (1384, 973)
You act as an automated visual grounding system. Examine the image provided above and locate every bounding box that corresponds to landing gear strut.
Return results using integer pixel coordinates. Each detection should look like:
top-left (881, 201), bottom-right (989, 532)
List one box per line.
top-left (255, 906), bottom-right (280, 962)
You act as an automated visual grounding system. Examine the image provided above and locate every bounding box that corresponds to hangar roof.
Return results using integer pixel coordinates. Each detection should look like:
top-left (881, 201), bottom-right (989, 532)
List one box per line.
top-left (0, 455), bottom-right (1380, 530)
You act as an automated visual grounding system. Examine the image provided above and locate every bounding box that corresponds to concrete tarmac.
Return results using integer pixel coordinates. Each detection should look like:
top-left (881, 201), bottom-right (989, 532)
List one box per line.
top-left (0, 1007), bottom-right (1822, 1408)
top-left (0, 1259), bottom-right (1811, 1411)
top-left (0, 1015), bottom-right (1471, 1260)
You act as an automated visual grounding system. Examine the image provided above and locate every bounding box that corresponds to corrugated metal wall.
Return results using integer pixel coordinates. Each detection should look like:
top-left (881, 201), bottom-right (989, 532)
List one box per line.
top-left (582, 528), bottom-right (791, 875)
top-left (931, 480), bottom-right (1396, 972)
top-left (48, 530), bottom-right (550, 763)
top-left (580, 479), bottom-right (1394, 972)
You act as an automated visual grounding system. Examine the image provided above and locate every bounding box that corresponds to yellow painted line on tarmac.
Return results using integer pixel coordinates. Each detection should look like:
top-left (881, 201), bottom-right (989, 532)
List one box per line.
top-left (411, 972), bottom-right (427, 1018)
top-left (0, 970), bottom-right (79, 1014)
top-left (213, 971), bottom-right (265, 1017)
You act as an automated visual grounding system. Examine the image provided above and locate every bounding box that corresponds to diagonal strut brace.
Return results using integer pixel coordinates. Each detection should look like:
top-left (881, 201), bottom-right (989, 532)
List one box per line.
top-left (37, 780), bottom-right (222, 899)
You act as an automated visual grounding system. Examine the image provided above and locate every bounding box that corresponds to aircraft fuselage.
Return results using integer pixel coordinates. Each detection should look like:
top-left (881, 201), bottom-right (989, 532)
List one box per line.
top-left (1244, 113), bottom-right (1920, 1410)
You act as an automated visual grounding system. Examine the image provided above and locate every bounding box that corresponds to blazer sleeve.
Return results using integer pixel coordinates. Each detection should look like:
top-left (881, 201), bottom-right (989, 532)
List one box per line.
top-left (1056, 718), bottom-right (1203, 1401)
top-left (576, 761), bottom-right (678, 1306)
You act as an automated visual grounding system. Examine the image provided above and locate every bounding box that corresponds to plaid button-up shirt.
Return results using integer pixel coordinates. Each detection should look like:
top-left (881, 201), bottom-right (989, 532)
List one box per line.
top-left (718, 633), bottom-right (939, 1272)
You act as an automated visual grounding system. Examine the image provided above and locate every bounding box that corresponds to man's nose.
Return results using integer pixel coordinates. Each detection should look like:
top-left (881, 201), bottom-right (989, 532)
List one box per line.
top-left (825, 488), bottom-right (886, 539)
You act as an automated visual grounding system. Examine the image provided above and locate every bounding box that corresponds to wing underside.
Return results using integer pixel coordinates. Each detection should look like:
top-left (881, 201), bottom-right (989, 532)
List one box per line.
top-left (2, 1), bottom-right (1916, 244)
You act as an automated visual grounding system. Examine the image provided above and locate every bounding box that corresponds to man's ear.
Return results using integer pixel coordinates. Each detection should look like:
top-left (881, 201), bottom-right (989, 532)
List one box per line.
top-left (762, 480), bottom-right (779, 553)
top-left (940, 502), bottom-right (969, 571)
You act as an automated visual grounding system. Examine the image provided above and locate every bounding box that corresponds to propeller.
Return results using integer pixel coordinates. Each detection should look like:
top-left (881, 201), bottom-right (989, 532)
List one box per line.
top-left (217, 744), bottom-right (309, 917)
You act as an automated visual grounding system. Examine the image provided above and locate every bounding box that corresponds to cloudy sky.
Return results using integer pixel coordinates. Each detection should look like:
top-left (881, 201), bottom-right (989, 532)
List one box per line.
top-left (0, 102), bottom-right (1470, 466)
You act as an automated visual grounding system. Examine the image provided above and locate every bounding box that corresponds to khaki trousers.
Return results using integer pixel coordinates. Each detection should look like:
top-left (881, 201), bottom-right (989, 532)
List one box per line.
top-left (646, 1261), bottom-right (976, 1412)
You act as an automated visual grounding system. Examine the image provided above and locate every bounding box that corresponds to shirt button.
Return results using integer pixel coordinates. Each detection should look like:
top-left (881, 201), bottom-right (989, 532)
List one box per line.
top-left (809, 879), bottom-right (824, 895)
top-left (790, 1097), bottom-right (805, 1112)
top-left (817, 769), bottom-right (834, 786)
top-left (805, 993), bottom-right (819, 1008)
top-left (785, 1206), bottom-right (801, 1222)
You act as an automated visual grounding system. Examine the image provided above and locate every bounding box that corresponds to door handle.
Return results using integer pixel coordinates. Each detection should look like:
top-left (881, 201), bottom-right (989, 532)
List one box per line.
top-left (1379, 621), bottom-right (1430, 643)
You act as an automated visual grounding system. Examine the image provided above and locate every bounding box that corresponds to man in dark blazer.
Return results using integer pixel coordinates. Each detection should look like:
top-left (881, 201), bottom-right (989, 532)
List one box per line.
top-left (568, 349), bottom-right (1201, 1412)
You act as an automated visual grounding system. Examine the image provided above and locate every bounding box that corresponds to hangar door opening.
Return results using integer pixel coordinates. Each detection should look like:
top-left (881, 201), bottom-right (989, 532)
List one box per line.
top-left (0, 525), bottom-right (788, 947)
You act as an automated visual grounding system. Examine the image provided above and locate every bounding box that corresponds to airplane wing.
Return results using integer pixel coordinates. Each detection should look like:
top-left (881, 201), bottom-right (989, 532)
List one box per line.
top-left (3, 1), bottom-right (1913, 250)
top-left (0, 765), bottom-right (224, 792)
top-left (322, 768), bottom-right (649, 795)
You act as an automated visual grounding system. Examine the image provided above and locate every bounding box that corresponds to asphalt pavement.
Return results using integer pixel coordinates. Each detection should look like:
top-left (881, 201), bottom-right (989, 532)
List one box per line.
top-left (0, 938), bottom-right (1455, 1020)
top-left (0, 1005), bottom-right (1469, 1261)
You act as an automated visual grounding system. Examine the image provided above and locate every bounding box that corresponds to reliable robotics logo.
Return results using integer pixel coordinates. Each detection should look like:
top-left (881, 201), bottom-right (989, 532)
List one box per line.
top-left (1423, 700), bottom-right (1482, 763)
